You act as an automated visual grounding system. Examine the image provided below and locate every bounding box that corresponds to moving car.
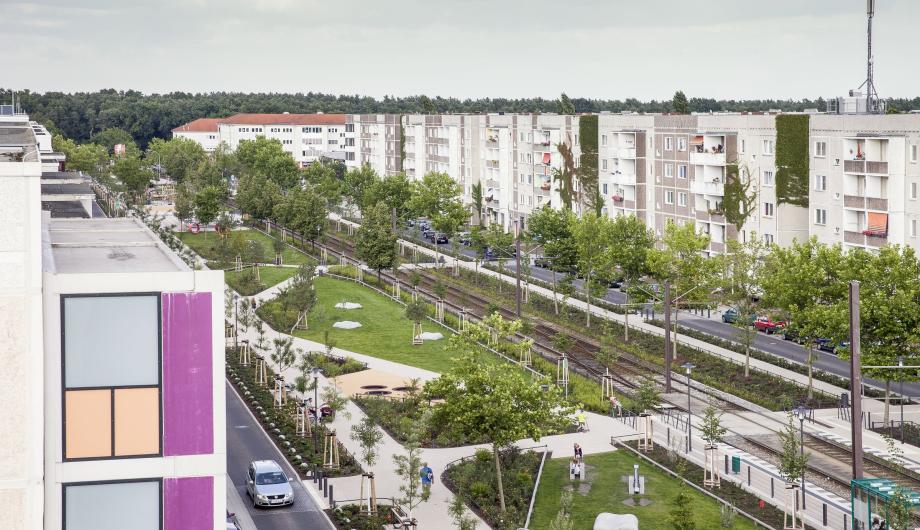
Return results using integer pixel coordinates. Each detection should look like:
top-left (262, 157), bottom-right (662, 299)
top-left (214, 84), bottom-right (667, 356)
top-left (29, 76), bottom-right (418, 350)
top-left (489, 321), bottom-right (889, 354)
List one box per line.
top-left (246, 460), bottom-right (294, 508)
top-left (753, 316), bottom-right (786, 334)
top-left (722, 308), bottom-right (756, 325)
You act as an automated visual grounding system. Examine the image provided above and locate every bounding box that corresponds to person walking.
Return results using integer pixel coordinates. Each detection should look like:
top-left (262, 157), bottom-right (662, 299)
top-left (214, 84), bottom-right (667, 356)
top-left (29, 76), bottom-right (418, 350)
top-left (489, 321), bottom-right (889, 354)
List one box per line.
top-left (577, 409), bottom-right (588, 432)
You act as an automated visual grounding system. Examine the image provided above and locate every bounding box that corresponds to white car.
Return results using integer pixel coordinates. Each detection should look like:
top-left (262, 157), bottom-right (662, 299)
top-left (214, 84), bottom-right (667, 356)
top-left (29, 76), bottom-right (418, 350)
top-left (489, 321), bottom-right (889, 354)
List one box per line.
top-left (246, 460), bottom-right (294, 508)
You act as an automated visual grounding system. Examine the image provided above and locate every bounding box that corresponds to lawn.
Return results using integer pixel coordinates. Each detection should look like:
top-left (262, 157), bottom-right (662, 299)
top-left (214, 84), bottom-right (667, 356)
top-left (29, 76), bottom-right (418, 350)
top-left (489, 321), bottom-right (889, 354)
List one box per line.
top-left (177, 229), bottom-right (313, 266)
top-left (225, 266), bottom-right (298, 296)
top-left (529, 451), bottom-right (759, 530)
top-left (294, 276), bottom-right (464, 373)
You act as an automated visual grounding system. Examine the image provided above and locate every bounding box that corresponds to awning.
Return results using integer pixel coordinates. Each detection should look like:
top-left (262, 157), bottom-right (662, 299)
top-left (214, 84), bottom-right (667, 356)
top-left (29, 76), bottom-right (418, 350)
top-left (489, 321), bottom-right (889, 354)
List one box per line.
top-left (866, 212), bottom-right (888, 235)
top-left (691, 135), bottom-right (704, 144)
top-left (542, 152), bottom-right (551, 165)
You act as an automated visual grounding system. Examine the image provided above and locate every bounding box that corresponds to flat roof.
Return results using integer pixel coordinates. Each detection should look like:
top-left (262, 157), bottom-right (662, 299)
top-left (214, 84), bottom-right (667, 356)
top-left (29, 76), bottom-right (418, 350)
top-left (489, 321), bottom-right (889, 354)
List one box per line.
top-left (42, 171), bottom-right (85, 183)
top-left (42, 201), bottom-right (91, 219)
top-left (0, 124), bottom-right (39, 162)
top-left (47, 218), bottom-right (189, 274)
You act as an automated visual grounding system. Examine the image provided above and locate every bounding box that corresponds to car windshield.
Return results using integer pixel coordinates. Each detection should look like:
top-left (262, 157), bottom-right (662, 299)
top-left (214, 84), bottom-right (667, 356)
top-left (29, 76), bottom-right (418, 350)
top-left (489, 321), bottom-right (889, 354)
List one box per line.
top-left (256, 471), bottom-right (287, 485)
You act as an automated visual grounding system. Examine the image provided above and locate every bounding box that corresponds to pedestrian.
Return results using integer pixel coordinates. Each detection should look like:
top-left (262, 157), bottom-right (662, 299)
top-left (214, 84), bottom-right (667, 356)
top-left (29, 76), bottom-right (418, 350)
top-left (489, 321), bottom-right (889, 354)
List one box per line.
top-left (577, 409), bottom-right (588, 431)
top-left (573, 460), bottom-right (582, 480)
top-left (574, 443), bottom-right (583, 460)
top-left (420, 464), bottom-right (433, 486)
top-left (610, 395), bottom-right (622, 417)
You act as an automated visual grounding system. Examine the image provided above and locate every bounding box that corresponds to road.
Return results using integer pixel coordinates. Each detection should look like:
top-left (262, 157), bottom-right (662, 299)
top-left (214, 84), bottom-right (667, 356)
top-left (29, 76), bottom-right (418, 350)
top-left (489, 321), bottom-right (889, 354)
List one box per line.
top-left (405, 231), bottom-right (920, 397)
top-left (226, 382), bottom-right (334, 530)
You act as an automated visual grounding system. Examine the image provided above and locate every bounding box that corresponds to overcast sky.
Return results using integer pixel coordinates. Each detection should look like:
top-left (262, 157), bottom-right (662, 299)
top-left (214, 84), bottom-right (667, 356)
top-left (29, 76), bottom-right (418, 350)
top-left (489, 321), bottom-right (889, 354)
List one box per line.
top-left (3, 0), bottom-right (918, 100)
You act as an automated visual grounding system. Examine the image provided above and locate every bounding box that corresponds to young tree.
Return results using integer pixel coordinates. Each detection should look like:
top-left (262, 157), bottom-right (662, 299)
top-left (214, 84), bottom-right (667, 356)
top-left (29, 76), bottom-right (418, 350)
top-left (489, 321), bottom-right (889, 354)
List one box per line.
top-left (700, 403), bottom-right (727, 447)
top-left (470, 182), bottom-right (484, 226)
top-left (425, 351), bottom-right (571, 513)
top-left (174, 183), bottom-right (195, 230)
top-left (672, 91), bottom-right (691, 114)
top-left (635, 378), bottom-right (661, 414)
top-left (549, 489), bottom-right (575, 530)
top-left (722, 235), bottom-right (769, 377)
top-left (405, 299), bottom-right (428, 345)
top-left (288, 264), bottom-right (317, 332)
top-left (193, 185), bottom-right (224, 236)
top-left (669, 487), bottom-right (696, 530)
top-left (607, 214), bottom-right (654, 341)
top-left (552, 142), bottom-right (577, 211)
top-left (572, 212), bottom-right (614, 327)
top-left (392, 410), bottom-right (431, 521)
top-left (355, 203), bottom-right (398, 283)
top-left (113, 154), bottom-right (154, 204)
top-left (448, 495), bottom-right (477, 530)
top-left (351, 416), bottom-right (384, 513)
top-left (527, 206), bottom-right (577, 314)
top-left (343, 164), bottom-right (378, 214)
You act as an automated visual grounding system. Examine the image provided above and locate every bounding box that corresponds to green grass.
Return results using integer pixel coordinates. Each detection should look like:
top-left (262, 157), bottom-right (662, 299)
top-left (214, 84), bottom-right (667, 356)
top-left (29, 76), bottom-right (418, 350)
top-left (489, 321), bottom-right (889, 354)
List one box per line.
top-left (177, 229), bottom-right (313, 266)
top-left (225, 266), bottom-right (298, 296)
top-left (530, 451), bottom-right (758, 530)
top-left (294, 276), bottom-right (462, 373)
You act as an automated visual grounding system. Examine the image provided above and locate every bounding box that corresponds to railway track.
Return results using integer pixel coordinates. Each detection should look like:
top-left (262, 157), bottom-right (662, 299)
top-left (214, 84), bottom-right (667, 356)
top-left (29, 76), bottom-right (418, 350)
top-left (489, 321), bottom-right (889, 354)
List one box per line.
top-left (257, 220), bottom-right (920, 497)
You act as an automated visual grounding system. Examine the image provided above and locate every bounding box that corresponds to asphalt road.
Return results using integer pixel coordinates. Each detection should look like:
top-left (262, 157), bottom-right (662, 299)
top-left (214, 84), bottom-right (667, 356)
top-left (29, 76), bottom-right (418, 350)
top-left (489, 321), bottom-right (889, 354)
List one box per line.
top-left (406, 232), bottom-right (920, 397)
top-left (226, 382), bottom-right (334, 530)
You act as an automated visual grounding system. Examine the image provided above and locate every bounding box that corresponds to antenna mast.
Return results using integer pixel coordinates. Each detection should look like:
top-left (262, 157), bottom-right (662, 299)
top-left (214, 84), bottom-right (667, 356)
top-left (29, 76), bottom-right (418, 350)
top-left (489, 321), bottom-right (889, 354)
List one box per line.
top-left (859, 0), bottom-right (882, 113)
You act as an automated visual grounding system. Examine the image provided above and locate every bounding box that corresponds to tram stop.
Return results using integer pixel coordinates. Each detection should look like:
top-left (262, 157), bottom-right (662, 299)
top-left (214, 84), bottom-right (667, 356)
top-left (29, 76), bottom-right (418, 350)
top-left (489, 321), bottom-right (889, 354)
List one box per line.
top-left (851, 478), bottom-right (920, 530)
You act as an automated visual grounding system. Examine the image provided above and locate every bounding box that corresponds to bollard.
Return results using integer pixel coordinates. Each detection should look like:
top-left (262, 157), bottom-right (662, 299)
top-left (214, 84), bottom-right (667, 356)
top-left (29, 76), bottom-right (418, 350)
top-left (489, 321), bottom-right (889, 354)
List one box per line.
top-left (313, 466), bottom-right (319, 483)
top-left (323, 477), bottom-right (328, 497)
top-left (329, 485), bottom-right (334, 507)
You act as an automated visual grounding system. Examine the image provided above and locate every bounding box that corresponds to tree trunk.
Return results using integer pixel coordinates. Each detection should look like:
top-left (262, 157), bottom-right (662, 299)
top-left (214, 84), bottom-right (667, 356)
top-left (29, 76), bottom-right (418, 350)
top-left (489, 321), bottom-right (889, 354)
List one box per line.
top-left (624, 291), bottom-right (630, 342)
top-left (806, 345), bottom-right (814, 401)
top-left (493, 446), bottom-right (506, 513)
top-left (884, 379), bottom-right (891, 427)
top-left (552, 269), bottom-right (559, 315)
top-left (585, 271), bottom-right (592, 328)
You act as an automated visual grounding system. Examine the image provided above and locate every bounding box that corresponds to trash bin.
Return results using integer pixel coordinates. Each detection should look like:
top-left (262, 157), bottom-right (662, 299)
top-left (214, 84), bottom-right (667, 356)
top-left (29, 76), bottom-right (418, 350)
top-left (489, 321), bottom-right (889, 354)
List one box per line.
top-left (731, 455), bottom-right (741, 474)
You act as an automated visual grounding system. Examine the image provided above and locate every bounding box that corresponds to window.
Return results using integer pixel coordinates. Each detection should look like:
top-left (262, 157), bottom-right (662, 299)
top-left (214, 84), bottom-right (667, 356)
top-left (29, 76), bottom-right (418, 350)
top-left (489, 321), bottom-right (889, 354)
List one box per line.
top-left (913, 219), bottom-right (918, 237)
top-left (602, 159), bottom-right (608, 171)
top-left (764, 202), bottom-right (774, 217)
top-left (912, 182), bottom-right (918, 200)
top-left (665, 190), bottom-right (675, 205)
top-left (665, 163), bottom-right (674, 178)
top-left (253, 127), bottom-right (262, 133)
top-left (912, 145), bottom-right (918, 163)
top-left (815, 175), bottom-right (827, 191)
top-left (815, 141), bottom-right (827, 157)
top-left (270, 127), bottom-right (280, 133)
top-left (763, 233), bottom-right (774, 244)
top-left (762, 139), bottom-right (775, 155)
top-left (763, 171), bottom-right (774, 186)
top-left (677, 165), bottom-right (687, 179)
top-left (740, 139), bottom-right (746, 154)
top-left (664, 137), bottom-right (673, 151)
top-left (815, 208), bottom-right (828, 225)
top-left (602, 183), bottom-right (608, 195)
top-left (677, 192), bottom-right (687, 207)
top-left (601, 135), bottom-right (607, 146)
top-left (678, 137), bottom-right (686, 151)
top-left (282, 139), bottom-right (292, 145)
top-left (345, 124), bottom-right (354, 133)
top-left (62, 295), bottom-right (161, 460)
top-left (64, 480), bottom-right (160, 530)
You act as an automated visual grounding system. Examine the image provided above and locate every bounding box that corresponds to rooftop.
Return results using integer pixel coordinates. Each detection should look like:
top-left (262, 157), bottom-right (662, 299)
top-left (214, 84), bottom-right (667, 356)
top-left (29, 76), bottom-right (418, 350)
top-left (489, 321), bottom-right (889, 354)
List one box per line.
top-left (41, 171), bottom-right (85, 183)
top-left (41, 182), bottom-right (94, 197)
top-left (220, 113), bottom-right (347, 126)
top-left (171, 117), bottom-right (221, 133)
top-left (0, 124), bottom-right (39, 163)
top-left (47, 218), bottom-right (189, 275)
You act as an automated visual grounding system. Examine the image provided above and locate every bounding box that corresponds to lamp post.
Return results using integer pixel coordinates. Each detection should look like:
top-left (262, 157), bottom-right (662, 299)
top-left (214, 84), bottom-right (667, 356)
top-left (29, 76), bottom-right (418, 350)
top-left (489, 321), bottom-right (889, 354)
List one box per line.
top-left (899, 356), bottom-right (905, 444)
top-left (233, 293), bottom-right (239, 350)
top-left (514, 218), bottom-right (522, 318)
top-left (794, 405), bottom-right (807, 511)
top-left (682, 362), bottom-right (695, 453)
top-left (312, 366), bottom-right (321, 447)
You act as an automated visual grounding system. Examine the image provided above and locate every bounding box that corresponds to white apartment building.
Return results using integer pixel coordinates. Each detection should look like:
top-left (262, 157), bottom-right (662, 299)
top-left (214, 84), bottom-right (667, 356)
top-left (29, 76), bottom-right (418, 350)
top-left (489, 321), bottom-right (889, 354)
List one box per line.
top-left (171, 118), bottom-right (222, 152)
top-left (402, 113), bottom-right (579, 230)
top-left (348, 114), bottom-right (402, 175)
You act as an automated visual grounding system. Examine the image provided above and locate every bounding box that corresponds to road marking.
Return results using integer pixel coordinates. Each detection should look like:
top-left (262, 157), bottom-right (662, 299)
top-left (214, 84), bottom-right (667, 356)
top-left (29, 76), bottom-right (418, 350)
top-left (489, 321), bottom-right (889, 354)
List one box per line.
top-left (234, 425), bottom-right (249, 429)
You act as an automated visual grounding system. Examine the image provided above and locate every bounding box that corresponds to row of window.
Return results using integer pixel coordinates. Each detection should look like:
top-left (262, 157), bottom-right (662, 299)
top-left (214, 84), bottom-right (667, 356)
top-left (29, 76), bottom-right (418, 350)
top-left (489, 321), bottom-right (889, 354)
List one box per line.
top-left (237, 127), bottom-right (262, 133)
top-left (270, 127), bottom-right (293, 133)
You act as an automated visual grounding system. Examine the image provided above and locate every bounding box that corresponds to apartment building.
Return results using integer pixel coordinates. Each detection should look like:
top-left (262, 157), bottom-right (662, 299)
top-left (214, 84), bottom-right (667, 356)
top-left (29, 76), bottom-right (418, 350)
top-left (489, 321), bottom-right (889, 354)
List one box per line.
top-left (402, 113), bottom-right (579, 229)
top-left (348, 114), bottom-right (402, 175)
top-left (171, 118), bottom-right (222, 152)
top-left (2, 111), bottom-right (226, 529)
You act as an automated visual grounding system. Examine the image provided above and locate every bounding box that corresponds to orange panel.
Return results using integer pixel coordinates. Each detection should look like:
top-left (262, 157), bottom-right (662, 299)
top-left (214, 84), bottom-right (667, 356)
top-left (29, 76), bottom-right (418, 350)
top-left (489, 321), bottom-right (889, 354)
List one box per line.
top-left (114, 388), bottom-right (160, 456)
top-left (65, 390), bottom-right (112, 459)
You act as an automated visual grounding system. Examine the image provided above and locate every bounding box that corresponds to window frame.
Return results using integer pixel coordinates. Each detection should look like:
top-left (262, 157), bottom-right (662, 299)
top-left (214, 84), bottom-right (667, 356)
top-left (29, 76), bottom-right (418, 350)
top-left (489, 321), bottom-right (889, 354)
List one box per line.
top-left (814, 141), bottom-right (827, 158)
top-left (665, 190), bottom-right (675, 205)
top-left (63, 478), bottom-right (163, 530)
top-left (677, 165), bottom-right (687, 179)
top-left (815, 174), bottom-right (827, 191)
top-left (677, 137), bottom-right (687, 151)
top-left (762, 170), bottom-right (774, 187)
top-left (912, 182), bottom-right (918, 200)
top-left (815, 208), bottom-right (828, 225)
top-left (664, 136), bottom-right (673, 151)
top-left (764, 202), bottom-right (775, 217)
top-left (911, 144), bottom-right (917, 163)
top-left (763, 139), bottom-right (775, 156)
top-left (61, 292), bottom-right (163, 462)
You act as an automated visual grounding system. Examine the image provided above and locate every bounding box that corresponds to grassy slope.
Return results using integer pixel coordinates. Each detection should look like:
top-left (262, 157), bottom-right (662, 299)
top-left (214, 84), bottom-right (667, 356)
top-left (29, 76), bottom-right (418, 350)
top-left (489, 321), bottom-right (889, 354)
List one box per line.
top-left (225, 266), bottom-right (298, 296)
top-left (295, 276), bottom-right (468, 373)
top-left (177, 229), bottom-right (312, 265)
top-left (529, 451), bottom-right (758, 530)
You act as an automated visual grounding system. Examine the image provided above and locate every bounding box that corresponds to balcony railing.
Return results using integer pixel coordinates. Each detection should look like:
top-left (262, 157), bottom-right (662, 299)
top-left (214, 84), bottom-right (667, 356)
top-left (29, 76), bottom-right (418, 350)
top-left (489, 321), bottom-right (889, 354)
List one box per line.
top-left (690, 180), bottom-right (724, 196)
top-left (609, 172), bottom-right (637, 186)
top-left (845, 230), bottom-right (887, 248)
top-left (844, 195), bottom-right (888, 211)
top-left (615, 147), bottom-right (636, 159)
top-left (689, 151), bottom-right (726, 166)
top-left (844, 159), bottom-right (889, 174)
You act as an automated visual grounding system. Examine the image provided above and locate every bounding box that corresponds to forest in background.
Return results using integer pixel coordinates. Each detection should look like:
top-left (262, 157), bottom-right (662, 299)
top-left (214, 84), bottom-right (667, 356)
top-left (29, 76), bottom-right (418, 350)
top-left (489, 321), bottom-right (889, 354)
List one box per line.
top-left (4, 88), bottom-right (919, 148)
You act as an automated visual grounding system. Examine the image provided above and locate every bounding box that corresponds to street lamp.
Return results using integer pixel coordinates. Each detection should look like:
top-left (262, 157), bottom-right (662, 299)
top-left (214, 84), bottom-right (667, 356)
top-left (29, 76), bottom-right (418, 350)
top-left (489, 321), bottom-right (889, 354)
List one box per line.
top-left (233, 293), bottom-right (240, 350)
top-left (312, 366), bottom-right (321, 447)
top-left (793, 405), bottom-right (807, 510)
top-left (899, 356), bottom-right (905, 444)
top-left (682, 362), bottom-right (695, 453)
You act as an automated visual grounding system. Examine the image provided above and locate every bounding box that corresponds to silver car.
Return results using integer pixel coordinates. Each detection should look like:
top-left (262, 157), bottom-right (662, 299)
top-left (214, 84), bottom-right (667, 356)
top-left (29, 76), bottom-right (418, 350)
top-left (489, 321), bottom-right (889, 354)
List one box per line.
top-left (246, 460), bottom-right (294, 508)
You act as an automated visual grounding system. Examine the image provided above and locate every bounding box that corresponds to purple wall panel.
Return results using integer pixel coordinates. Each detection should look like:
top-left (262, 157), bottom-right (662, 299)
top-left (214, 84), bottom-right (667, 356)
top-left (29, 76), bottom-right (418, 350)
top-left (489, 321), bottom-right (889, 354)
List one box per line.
top-left (162, 292), bottom-right (214, 456)
top-left (164, 476), bottom-right (214, 530)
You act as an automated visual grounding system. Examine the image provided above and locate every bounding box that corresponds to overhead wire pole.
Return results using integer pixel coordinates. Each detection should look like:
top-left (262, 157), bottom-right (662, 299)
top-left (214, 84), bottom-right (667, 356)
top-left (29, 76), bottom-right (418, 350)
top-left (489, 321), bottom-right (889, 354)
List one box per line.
top-left (849, 280), bottom-right (864, 480)
top-left (515, 218), bottom-right (522, 318)
top-left (664, 281), bottom-right (672, 392)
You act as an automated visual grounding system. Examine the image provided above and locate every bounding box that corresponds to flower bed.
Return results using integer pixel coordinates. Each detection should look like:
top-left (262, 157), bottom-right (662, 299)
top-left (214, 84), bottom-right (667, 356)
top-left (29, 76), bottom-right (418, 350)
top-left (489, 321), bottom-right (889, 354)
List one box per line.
top-left (327, 503), bottom-right (396, 530)
top-left (226, 348), bottom-right (361, 478)
top-left (442, 447), bottom-right (543, 530)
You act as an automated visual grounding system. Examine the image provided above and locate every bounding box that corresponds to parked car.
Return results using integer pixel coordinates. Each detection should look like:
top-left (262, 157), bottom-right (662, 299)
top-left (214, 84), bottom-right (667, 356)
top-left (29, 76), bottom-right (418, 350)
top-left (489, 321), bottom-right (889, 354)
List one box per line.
top-left (458, 232), bottom-right (471, 245)
top-left (782, 325), bottom-right (806, 344)
top-left (434, 233), bottom-right (448, 244)
top-left (753, 317), bottom-right (786, 334)
top-left (422, 228), bottom-right (436, 239)
top-left (533, 256), bottom-right (551, 268)
top-left (721, 308), bottom-right (756, 325)
top-left (246, 460), bottom-right (294, 508)
top-left (607, 278), bottom-right (624, 289)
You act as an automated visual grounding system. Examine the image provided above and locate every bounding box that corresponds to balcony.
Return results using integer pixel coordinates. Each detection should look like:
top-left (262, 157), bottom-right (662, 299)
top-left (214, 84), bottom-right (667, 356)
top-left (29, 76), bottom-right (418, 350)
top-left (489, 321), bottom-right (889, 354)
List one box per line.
top-left (616, 147), bottom-right (636, 159)
top-left (844, 159), bottom-right (889, 174)
top-left (690, 180), bottom-right (724, 196)
top-left (689, 151), bottom-right (726, 166)
top-left (845, 230), bottom-right (888, 248)
top-left (844, 195), bottom-right (888, 211)
top-left (609, 172), bottom-right (637, 186)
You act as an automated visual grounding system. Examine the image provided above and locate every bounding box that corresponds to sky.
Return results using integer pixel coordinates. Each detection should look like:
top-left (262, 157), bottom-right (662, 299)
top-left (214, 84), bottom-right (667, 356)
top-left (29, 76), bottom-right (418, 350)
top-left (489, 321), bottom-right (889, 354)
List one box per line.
top-left (3, 0), bottom-right (918, 100)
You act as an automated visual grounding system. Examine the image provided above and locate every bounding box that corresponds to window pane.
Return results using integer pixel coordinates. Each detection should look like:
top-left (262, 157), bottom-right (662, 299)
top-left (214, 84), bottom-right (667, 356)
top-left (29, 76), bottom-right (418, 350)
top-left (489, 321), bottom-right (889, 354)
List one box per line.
top-left (64, 295), bottom-right (159, 388)
top-left (114, 388), bottom-right (160, 456)
top-left (65, 390), bottom-right (112, 459)
top-left (66, 481), bottom-right (160, 530)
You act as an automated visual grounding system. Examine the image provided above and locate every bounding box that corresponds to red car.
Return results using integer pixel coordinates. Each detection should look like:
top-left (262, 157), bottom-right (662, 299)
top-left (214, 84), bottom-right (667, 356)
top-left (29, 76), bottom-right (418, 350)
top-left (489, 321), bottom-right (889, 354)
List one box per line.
top-left (753, 317), bottom-right (786, 334)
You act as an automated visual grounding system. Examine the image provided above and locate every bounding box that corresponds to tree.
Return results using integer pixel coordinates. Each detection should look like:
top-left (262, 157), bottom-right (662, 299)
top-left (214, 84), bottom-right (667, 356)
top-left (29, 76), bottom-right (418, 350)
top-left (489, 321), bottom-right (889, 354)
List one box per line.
top-left (91, 127), bottom-right (136, 153)
top-left (558, 92), bottom-right (576, 115)
top-left (236, 173), bottom-right (282, 221)
top-left (527, 205), bottom-right (577, 314)
top-left (343, 164), bottom-right (378, 214)
top-left (174, 183), bottom-right (195, 229)
top-left (409, 171), bottom-right (466, 262)
top-left (635, 378), bottom-right (661, 414)
top-left (271, 336), bottom-right (299, 401)
top-left (672, 91), bottom-right (690, 114)
top-left (552, 141), bottom-right (577, 211)
top-left (193, 185), bottom-right (224, 235)
top-left (236, 136), bottom-right (300, 189)
top-left (355, 203), bottom-right (398, 282)
top-left (419, 95), bottom-right (437, 114)
top-left (146, 136), bottom-right (206, 182)
top-left (304, 160), bottom-right (342, 208)
top-left (470, 182), bottom-right (484, 226)
top-left (448, 495), bottom-right (477, 530)
top-left (350, 416), bottom-right (384, 469)
top-left (425, 351), bottom-right (571, 512)
top-left (288, 264), bottom-right (317, 331)
top-left (112, 154), bottom-right (154, 203)
top-left (572, 212), bottom-right (614, 327)
top-left (392, 410), bottom-right (431, 521)
top-left (549, 489), bottom-right (575, 530)
top-left (722, 235), bottom-right (769, 377)
top-left (700, 403), bottom-right (727, 446)
top-left (608, 214), bottom-right (654, 341)
top-left (364, 172), bottom-right (413, 224)
top-left (669, 488), bottom-right (696, 530)
top-left (275, 186), bottom-right (327, 249)
top-left (405, 299), bottom-right (428, 345)
top-left (777, 414), bottom-right (809, 488)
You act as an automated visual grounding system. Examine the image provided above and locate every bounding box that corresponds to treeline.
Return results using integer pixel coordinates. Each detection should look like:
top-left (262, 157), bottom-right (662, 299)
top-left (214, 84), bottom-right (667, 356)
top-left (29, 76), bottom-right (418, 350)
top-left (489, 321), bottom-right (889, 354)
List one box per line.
top-left (7, 88), bottom-right (920, 149)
